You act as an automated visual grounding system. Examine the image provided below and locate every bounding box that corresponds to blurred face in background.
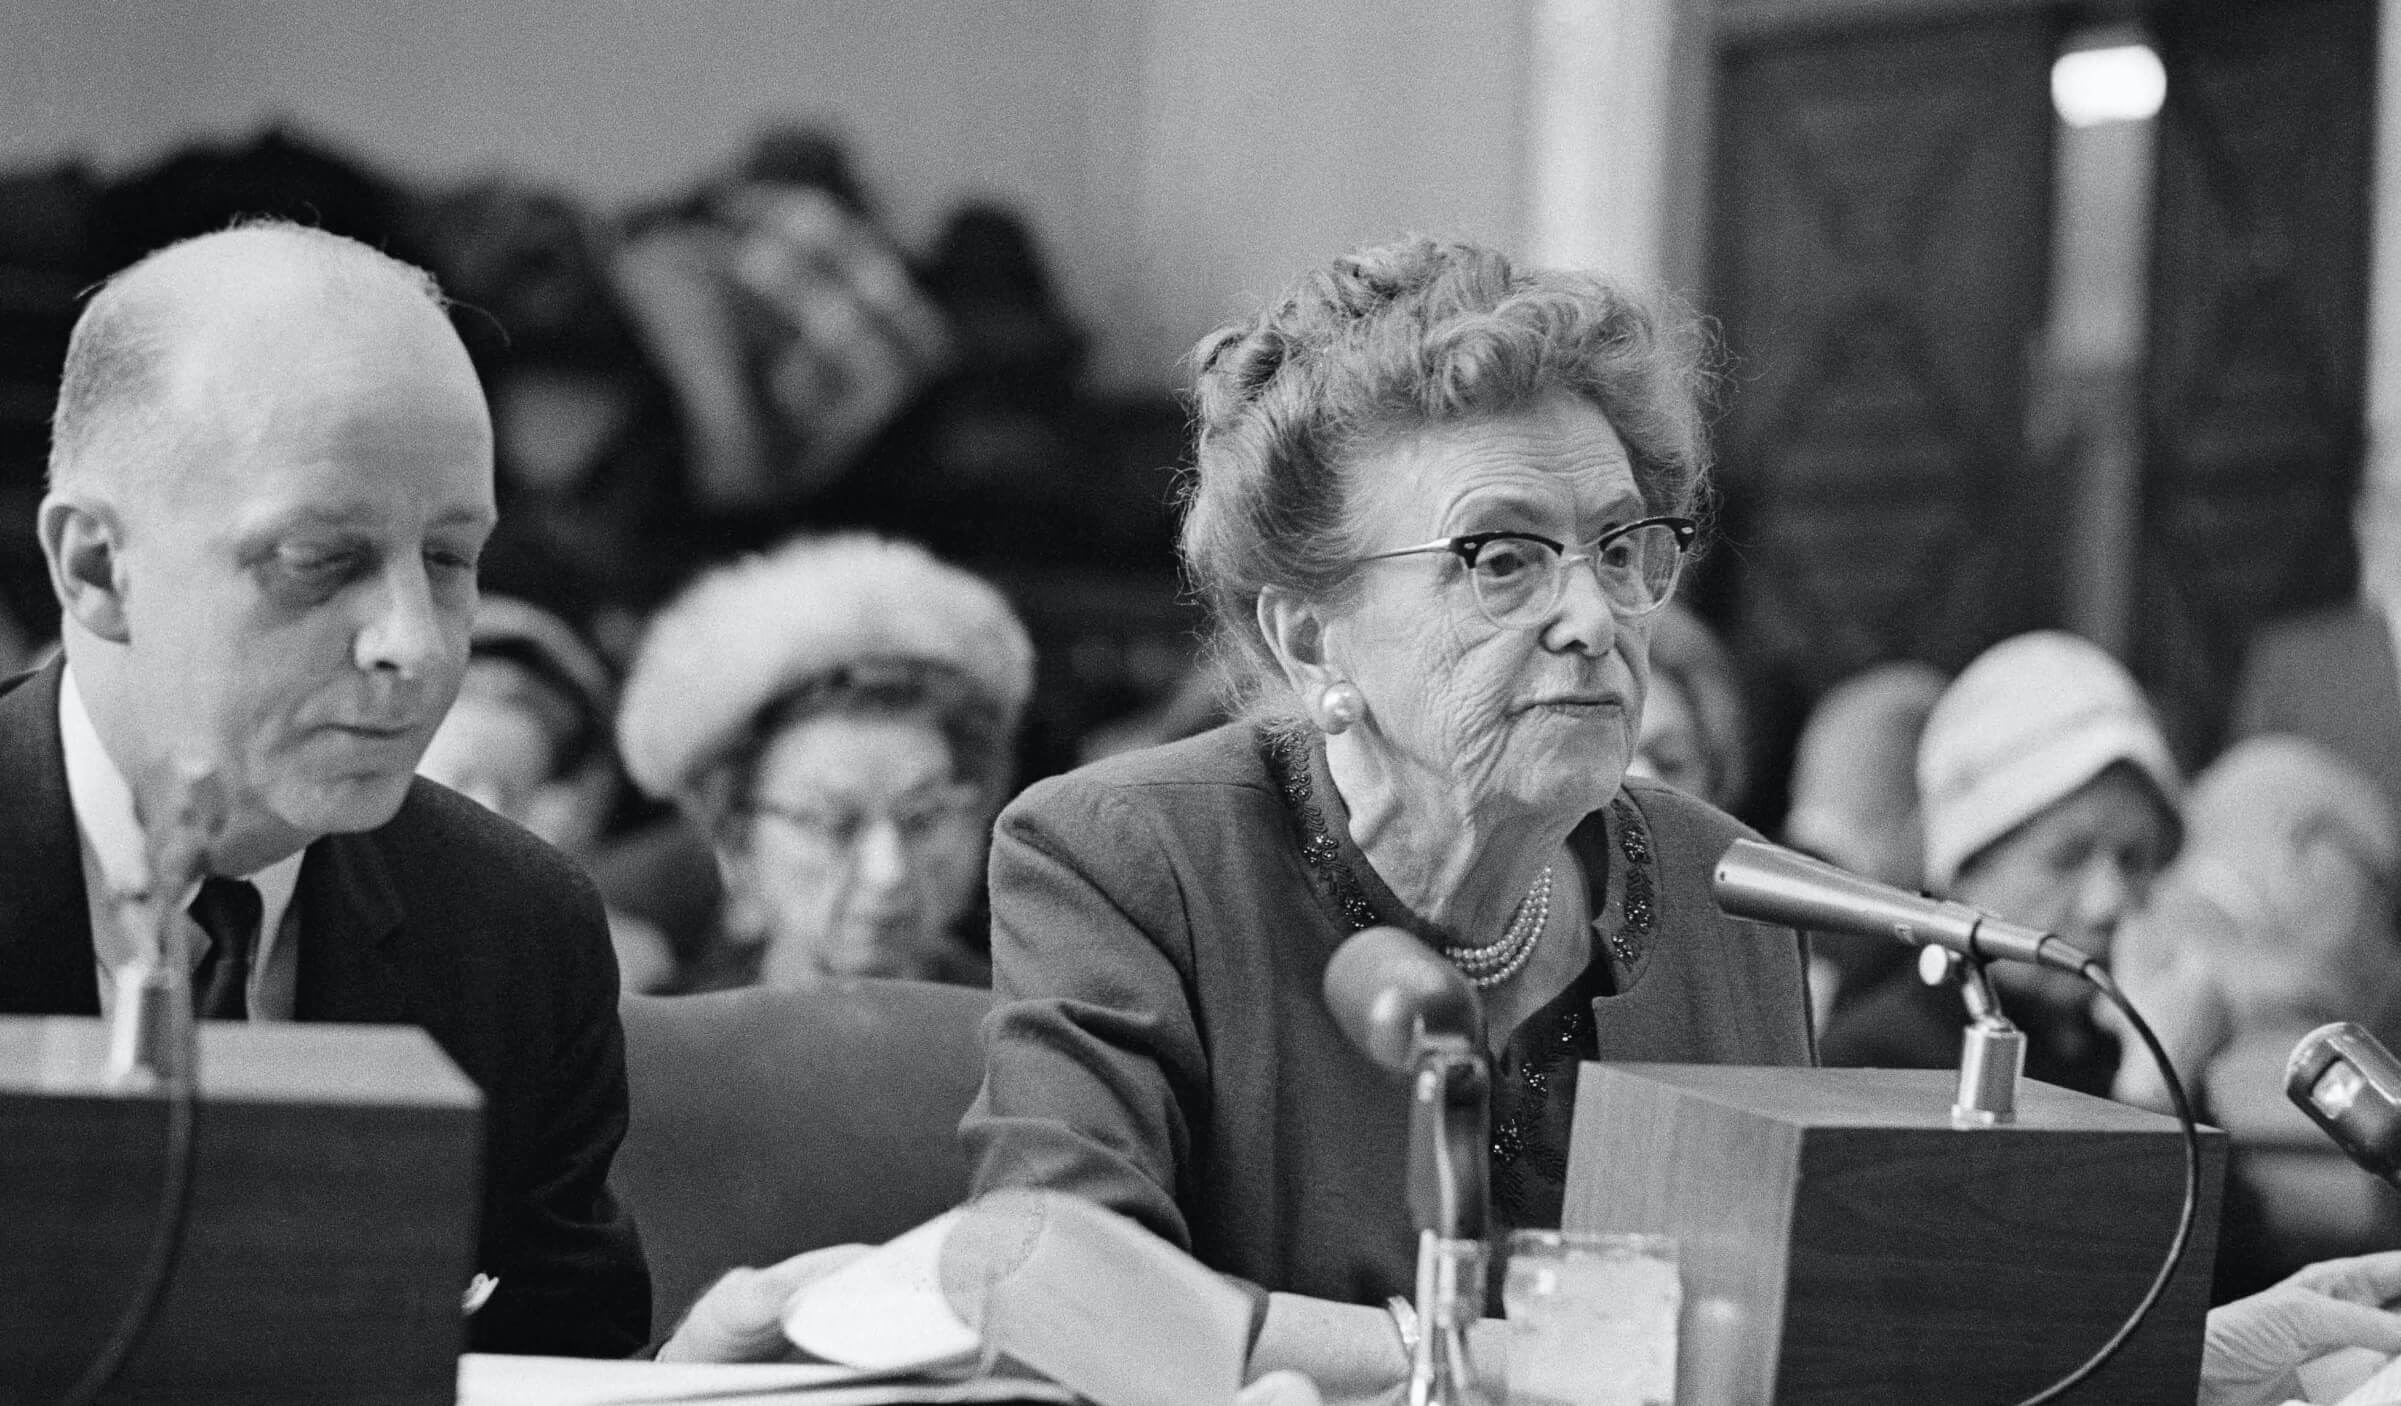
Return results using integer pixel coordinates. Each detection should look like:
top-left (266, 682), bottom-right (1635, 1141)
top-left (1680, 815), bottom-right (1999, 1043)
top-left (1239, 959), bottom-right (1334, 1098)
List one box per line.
top-left (727, 711), bottom-right (983, 983)
top-left (1629, 674), bottom-right (1707, 799)
top-left (417, 659), bottom-right (605, 851)
top-left (1950, 762), bottom-right (2178, 1002)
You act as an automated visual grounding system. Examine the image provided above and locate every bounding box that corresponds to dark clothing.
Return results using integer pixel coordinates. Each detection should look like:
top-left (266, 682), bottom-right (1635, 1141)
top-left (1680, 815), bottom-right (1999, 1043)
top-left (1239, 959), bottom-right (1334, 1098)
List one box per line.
top-left (0, 661), bottom-right (650, 1357)
top-left (1817, 965), bottom-right (2123, 1098)
top-left (963, 723), bottom-right (1815, 1306)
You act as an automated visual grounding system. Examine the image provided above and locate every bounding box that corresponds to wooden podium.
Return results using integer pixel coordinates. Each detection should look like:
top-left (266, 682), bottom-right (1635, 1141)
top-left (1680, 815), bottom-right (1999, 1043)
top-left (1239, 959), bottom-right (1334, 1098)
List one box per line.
top-left (0, 1017), bottom-right (483, 1405)
top-left (1565, 1065), bottom-right (2226, 1406)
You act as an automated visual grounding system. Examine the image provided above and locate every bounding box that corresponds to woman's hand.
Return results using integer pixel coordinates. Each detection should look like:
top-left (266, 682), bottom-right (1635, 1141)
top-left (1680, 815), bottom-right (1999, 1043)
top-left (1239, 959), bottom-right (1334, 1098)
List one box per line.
top-left (655, 1244), bottom-right (873, 1362)
top-left (2202, 1252), bottom-right (2401, 1406)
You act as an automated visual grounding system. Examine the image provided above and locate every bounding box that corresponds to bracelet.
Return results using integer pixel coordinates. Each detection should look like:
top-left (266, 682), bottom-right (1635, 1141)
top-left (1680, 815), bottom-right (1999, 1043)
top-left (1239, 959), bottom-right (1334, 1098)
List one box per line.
top-left (1385, 1294), bottom-right (1421, 1363)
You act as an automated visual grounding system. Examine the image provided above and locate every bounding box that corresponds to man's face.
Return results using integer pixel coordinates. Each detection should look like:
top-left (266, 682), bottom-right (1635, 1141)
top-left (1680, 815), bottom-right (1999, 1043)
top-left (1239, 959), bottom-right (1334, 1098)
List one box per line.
top-left (112, 295), bottom-right (496, 860)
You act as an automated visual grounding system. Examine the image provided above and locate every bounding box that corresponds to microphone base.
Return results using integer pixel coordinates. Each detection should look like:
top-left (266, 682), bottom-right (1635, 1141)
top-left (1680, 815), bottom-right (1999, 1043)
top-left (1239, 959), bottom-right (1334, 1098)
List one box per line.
top-left (1952, 1019), bottom-right (2026, 1127)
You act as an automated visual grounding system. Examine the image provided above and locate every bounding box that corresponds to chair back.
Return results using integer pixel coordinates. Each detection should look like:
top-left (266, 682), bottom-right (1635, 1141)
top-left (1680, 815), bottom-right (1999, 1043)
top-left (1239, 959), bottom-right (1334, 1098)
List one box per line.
top-left (614, 980), bottom-right (992, 1336)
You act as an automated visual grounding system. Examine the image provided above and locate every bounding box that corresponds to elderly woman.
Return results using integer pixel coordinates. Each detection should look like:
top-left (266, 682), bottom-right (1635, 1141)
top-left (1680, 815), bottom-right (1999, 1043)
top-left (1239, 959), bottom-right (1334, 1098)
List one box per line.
top-left (653, 249), bottom-right (2401, 1406)
top-left (945, 238), bottom-right (1811, 1389)
top-left (1819, 631), bottom-right (2181, 1094)
top-left (615, 533), bottom-right (1033, 989)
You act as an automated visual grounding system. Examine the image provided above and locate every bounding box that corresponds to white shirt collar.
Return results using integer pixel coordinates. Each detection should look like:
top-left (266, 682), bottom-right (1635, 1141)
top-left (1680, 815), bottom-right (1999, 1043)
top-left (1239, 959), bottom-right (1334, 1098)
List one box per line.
top-left (60, 666), bottom-right (304, 976)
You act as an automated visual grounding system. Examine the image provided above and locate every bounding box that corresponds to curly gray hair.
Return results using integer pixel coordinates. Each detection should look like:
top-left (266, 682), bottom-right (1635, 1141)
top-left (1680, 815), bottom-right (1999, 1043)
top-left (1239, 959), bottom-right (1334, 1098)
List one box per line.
top-left (1178, 236), bottom-right (1717, 716)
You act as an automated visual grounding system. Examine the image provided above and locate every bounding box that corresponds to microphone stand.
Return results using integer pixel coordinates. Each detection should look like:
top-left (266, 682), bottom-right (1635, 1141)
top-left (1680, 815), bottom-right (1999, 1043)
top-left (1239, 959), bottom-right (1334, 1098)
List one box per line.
top-left (1948, 956), bottom-right (2025, 1127)
top-left (106, 883), bottom-right (198, 1092)
top-left (1406, 1029), bottom-right (1493, 1406)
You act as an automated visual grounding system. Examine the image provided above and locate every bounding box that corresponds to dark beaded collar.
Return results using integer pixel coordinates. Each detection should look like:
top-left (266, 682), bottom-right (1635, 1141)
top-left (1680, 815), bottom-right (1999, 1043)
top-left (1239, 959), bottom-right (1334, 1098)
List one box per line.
top-left (1258, 723), bottom-right (1658, 976)
top-left (1257, 723), bottom-right (1664, 1239)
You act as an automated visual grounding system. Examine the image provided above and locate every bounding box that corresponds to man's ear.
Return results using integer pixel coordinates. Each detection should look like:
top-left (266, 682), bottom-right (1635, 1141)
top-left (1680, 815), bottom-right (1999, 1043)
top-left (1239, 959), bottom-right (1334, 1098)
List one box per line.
top-left (1256, 587), bottom-right (1341, 699)
top-left (37, 495), bottom-right (131, 644)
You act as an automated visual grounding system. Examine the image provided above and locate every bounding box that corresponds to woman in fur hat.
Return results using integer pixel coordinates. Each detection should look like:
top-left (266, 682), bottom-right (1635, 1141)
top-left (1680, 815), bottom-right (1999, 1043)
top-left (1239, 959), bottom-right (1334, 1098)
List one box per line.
top-left (617, 533), bottom-right (1033, 989)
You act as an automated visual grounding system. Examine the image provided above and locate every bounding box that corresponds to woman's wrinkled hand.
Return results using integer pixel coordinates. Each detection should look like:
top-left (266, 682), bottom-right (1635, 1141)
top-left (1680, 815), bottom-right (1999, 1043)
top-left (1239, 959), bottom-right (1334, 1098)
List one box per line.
top-left (2202, 1252), bottom-right (2401, 1406)
top-left (655, 1243), bottom-right (874, 1362)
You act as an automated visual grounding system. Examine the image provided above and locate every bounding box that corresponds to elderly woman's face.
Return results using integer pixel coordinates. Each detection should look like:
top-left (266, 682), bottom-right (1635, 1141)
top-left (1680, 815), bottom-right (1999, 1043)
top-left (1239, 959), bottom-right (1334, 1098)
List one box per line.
top-left (1322, 391), bottom-right (1653, 821)
top-left (734, 712), bottom-right (983, 983)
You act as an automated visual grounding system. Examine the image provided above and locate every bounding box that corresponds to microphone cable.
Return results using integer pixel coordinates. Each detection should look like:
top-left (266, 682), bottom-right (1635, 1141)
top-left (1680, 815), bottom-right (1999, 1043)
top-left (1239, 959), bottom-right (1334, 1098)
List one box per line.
top-left (2010, 962), bottom-right (2202, 1406)
top-left (53, 1061), bottom-right (204, 1406)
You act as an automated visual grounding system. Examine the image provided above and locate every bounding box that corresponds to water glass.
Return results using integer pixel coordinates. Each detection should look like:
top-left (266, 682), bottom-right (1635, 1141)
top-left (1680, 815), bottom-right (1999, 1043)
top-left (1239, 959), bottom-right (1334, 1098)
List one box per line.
top-left (1503, 1230), bottom-right (1679, 1406)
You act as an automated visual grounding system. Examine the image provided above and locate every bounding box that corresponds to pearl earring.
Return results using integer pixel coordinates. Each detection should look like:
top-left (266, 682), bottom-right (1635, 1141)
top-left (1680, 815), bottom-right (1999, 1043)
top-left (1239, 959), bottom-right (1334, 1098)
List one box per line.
top-left (1316, 681), bottom-right (1367, 735)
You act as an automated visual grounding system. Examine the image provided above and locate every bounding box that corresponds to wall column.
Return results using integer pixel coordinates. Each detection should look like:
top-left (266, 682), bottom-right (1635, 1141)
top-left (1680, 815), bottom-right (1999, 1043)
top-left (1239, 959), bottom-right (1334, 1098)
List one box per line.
top-left (2361, 0), bottom-right (2401, 598)
top-left (1525, 0), bottom-right (1707, 290)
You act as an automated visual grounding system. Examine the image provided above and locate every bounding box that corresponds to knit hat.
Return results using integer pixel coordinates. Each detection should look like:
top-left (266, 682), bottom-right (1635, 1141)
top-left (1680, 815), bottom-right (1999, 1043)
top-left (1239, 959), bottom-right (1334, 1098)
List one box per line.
top-left (1918, 631), bottom-right (2181, 891)
top-left (617, 533), bottom-right (1035, 801)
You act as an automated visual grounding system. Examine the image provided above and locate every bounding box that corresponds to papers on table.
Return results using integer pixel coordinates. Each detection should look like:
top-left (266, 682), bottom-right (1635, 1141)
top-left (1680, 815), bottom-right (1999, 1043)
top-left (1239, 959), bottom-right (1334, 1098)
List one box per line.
top-left (458, 1189), bottom-right (1248, 1406)
top-left (455, 1354), bottom-right (1073, 1406)
top-left (2325, 1346), bottom-right (2401, 1405)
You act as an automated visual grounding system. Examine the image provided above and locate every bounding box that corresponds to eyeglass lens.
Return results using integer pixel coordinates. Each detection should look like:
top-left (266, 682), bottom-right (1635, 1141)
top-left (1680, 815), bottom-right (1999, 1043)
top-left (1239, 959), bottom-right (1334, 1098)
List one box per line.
top-left (1467, 524), bottom-right (1684, 628)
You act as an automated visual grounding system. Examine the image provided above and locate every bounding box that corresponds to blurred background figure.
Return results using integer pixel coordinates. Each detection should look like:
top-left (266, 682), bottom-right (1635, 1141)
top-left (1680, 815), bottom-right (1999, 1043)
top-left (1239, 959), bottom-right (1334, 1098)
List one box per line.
top-left (617, 533), bottom-right (1033, 990)
top-left (2231, 482), bottom-right (2401, 827)
top-left (418, 596), bottom-right (678, 993)
top-left (1628, 601), bottom-right (1749, 812)
top-left (2111, 734), bottom-right (2401, 1298)
top-left (1778, 660), bottom-right (1949, 1030)
top-left (1819, 631), bottom-right (2181, 1095)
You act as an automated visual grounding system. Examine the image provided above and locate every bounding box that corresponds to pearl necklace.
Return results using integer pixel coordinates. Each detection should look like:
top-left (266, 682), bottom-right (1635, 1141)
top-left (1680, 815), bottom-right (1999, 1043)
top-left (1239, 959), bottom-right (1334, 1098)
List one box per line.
top-left (1445, 866), bottom-right (1552, 988)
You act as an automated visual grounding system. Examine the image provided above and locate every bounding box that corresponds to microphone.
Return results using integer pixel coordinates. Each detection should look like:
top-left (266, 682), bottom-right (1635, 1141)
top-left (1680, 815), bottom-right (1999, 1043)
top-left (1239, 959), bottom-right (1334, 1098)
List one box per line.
top-left (1713, 838), bottom-right (2099, 975)
top-left (1322, 925), bottom-right (1490, 1245)
top-left (1322, 924), bottom-right (1485, 1073)
top-left (2286, 1022), bottom-right (2401, 1187)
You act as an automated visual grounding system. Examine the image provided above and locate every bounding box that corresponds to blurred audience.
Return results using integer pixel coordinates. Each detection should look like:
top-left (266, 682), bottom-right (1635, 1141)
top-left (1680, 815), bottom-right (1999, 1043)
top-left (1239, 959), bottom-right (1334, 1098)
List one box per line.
top-left (1628, 601), bottom-right (1748, 812)
top-left (617, 533), bottom-right (1032, 990)
top-left (2112, 735), bottom-right (2401, 1296)
top-left (1779, 661), bottom-right (1948, 1028)
top-left (2232, 486), bottom-right (2401, 824)
top-left (1818, 631), bottom-right (2181, 1095)
top-left (417, 596), bottom-right (678, 993)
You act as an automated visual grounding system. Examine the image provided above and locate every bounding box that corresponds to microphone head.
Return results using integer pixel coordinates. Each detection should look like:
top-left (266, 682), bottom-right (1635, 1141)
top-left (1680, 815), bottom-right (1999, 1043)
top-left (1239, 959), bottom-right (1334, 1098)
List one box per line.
top-left (1322, 925), bottom-right (1484, 1073)
top-left (2287, 1021), bottom-right (2401, 1186)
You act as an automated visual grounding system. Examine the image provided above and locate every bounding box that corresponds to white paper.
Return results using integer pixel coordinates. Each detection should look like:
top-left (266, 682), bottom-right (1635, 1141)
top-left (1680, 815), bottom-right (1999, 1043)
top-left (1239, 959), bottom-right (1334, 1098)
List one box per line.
top-left (2305, 1346), bottom-right (2394, 1404)
top-left (784, 1209), bottom-right (983, 1374)
top-left (455, 1354), bottom-right (1071, 1406)
top-left (782, 1190), bottom-right (1251, 1406)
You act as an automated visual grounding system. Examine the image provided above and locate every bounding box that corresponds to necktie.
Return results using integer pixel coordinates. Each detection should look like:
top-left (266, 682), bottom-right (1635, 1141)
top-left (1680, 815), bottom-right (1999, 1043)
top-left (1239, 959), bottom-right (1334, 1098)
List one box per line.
top-left (189, 876), bottom-right (263, 1020)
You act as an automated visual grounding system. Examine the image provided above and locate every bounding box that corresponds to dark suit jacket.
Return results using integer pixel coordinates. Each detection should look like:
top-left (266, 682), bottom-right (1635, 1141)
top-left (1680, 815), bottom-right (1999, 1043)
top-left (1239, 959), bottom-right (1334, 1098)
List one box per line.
top-left (0, 660), bottom-right (650, 1356)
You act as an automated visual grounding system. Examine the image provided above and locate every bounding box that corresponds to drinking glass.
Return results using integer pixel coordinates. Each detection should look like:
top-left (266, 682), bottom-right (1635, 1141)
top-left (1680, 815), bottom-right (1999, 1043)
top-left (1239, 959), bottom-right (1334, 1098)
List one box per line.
top-left (1503, 1230), bottom-right (1679, 1406)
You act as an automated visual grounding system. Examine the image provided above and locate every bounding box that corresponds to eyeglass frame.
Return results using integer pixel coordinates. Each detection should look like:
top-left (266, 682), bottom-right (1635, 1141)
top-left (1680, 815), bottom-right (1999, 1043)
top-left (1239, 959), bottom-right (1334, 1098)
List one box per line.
top-left (1356, 515), bottom-right (1700, 627)
top-left (742, 780), bottom-right (984, 859)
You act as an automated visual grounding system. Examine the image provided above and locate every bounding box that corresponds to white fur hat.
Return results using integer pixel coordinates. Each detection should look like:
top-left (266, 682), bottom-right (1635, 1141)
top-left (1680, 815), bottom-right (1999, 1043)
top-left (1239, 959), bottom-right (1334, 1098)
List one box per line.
top-left (617, 533), bottom-right (1035, 800)
top-left (1918, 631), bottom-right (2181, 891)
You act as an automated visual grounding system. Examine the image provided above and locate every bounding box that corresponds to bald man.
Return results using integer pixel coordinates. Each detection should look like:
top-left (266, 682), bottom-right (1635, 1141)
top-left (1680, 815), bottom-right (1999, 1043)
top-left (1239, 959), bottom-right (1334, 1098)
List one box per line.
top-left (0, 222), bottom-right (649, 1355)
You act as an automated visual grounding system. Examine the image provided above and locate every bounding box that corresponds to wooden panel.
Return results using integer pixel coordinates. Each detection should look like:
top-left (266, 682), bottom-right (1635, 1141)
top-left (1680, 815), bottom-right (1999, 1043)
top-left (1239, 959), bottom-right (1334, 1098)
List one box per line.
top-left (2134, 0), bottom-right (2376, 759)
top-left (1706, 14), bottom-right (2059, 707)
top-left (0, 1019), bottom-right (481, 1405)
top-left (1568, 1065), bottom-right (2224, 1406)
